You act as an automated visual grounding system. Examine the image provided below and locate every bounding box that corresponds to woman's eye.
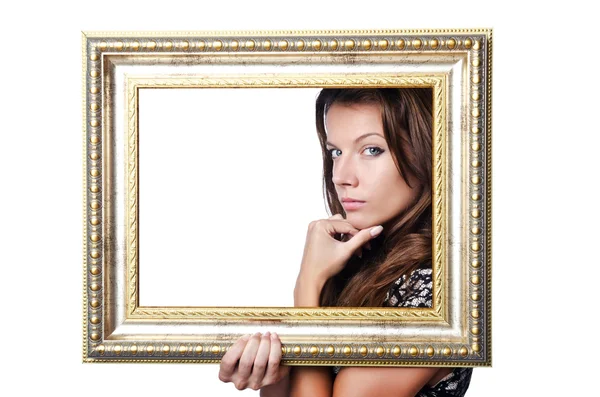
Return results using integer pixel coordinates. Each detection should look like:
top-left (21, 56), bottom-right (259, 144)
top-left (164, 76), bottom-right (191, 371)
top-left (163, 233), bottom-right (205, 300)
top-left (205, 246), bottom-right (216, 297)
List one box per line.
top-left (364, 146), bottom-right (384, 156)
top-left (329, 147), bottom-right (383, 159)
top-left (329, 148), bottom-right (342, 159)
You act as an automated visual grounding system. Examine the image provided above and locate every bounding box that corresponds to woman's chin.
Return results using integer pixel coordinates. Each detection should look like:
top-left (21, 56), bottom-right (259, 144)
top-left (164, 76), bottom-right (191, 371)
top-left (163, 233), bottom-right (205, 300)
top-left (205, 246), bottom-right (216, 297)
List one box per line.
top-left (345, 214), bottom-right (372, 230)
top-left (346, 214), bottom-right (391, 233)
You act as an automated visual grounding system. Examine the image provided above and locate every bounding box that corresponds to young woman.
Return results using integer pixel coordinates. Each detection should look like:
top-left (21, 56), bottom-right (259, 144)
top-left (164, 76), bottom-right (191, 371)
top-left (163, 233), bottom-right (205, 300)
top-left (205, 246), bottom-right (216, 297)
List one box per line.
top-left (218, 88), bottom-right (473, 397)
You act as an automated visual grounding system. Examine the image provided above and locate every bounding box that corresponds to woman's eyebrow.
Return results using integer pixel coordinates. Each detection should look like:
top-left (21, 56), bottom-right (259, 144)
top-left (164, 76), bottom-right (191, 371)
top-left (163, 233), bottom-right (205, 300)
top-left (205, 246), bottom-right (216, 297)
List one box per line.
top-left (326, 132), bottom-right (384, 148)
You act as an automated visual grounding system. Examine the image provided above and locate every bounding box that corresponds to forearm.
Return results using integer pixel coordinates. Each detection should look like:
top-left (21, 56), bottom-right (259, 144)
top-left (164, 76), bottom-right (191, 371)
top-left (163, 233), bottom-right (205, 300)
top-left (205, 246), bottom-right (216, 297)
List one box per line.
top-left (290, 367), bottom-right (333, 397)
top-left (294, 273), bottom-right (326, 307)
top-left (290, 272), bottom-right (333, 396)
top-left (260, 374), bottom-right (290, 397)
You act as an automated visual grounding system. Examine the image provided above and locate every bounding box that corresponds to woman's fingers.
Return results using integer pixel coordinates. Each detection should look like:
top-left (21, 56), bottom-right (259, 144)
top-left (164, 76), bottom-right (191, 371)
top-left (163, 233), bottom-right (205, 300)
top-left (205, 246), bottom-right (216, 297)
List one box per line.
top-left (301, 216), bottom-right (382, 282)
top-left (327, 214), bottom-right (372, 256)
top-left (219, 334), bottom-right (250, 382)
top-left (346, 226), bottom-right (383, 257)
top-left (319, 219), bottom-right (360, 236)
top-left (246, 332), bottom-right (272, 390)
top-left (329, 214), bottom-right (346, 238)
top-left (237, 333), bottom-right (262, 381)
top-left (263, 332), bottom-right (285, 384)
top-left (219, 332), bottom-right (288, 391)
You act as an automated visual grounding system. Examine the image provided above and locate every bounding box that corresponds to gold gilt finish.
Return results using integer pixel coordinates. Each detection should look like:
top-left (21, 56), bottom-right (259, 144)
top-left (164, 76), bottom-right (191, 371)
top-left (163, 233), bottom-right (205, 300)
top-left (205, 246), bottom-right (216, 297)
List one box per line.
top-left (124, 74), bottom-right (446, 321)
top-left (83, 29), bottom-right (492, 366)
top-left (359, 346), bottom-right (368, 357)
top-left (426, 346), bottom-right (435, 357)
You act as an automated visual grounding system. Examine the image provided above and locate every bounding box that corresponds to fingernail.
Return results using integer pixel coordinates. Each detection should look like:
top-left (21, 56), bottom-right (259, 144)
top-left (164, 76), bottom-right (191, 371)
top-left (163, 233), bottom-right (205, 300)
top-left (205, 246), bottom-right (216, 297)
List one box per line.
top-left (254, 332), bottom-right (261, 337)
top-left (241, 334), bottom-right (251, 341)
top-left (370, 225), bottom-right (383, 237)
top-left (272, 332), bottom-right (279, 339)
top-left (264, 331), bottom-right (271, 337)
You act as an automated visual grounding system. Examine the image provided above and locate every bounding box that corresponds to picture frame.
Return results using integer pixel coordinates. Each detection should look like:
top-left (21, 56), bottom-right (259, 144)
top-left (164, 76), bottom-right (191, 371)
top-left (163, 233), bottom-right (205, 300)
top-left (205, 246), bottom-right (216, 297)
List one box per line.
top-left (82, 28), bottom-right (492, 366)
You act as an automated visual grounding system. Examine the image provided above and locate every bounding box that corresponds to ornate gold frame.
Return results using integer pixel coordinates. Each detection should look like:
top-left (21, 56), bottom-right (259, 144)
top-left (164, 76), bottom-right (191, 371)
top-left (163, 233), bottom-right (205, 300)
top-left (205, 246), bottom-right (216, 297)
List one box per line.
top-left (82, 29), bottom-right (492, 366)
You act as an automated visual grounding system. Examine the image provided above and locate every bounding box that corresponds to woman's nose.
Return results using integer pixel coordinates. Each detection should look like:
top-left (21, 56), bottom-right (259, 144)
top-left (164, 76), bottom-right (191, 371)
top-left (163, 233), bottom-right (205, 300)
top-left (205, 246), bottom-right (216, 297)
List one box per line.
top-left (332, 157), bottom-right (358, 187)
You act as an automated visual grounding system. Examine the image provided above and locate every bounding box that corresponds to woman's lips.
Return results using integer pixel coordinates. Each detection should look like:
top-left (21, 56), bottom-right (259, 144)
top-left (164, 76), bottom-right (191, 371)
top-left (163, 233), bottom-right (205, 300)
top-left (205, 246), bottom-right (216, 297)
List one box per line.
top-left (342, 201), bottom-right (366, 210)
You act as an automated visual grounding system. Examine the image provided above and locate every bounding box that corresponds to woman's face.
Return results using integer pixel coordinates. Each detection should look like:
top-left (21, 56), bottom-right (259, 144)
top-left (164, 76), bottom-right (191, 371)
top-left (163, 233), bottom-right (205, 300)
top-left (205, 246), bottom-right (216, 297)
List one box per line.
top-left (325, 102), bottom-right (418, 231)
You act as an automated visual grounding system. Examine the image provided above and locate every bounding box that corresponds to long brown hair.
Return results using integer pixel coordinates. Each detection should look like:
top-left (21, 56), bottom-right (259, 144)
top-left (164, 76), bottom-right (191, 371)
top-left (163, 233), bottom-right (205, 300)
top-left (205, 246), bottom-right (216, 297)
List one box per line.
top-left (316, 88), bottom-right (433, 307)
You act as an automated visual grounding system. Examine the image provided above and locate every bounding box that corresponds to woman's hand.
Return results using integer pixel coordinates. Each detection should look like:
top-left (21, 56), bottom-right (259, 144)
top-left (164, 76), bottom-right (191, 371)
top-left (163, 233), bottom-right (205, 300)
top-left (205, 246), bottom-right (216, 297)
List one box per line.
top-left (295, 214), bottom-right (383, 303)
top-left (294, 214), bottom-right (383, 307)
top-left (218, 332), bottom-right (290, 392)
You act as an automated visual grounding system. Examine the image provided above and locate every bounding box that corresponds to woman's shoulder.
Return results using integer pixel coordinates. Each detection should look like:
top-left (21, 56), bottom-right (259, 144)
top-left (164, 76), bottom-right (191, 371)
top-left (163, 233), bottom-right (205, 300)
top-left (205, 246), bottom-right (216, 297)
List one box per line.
top-left (385, 265), bottom-right (432, 308)
top-left (331, 366), bottom-right (473, 397)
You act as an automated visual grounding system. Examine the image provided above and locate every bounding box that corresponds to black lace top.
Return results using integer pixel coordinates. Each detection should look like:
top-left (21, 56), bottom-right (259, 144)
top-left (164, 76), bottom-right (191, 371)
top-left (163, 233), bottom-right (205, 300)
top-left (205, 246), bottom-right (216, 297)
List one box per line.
top-left (332, 267), bottom-right (473, 396)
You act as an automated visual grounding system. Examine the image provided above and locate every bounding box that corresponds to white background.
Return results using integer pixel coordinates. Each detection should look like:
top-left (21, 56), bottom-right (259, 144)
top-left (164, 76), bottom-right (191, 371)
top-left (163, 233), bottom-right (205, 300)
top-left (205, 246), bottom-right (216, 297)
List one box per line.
top-left (140, 88), bottom-right (324, 307)
top-left (1, 1), bottom-right (598, 396)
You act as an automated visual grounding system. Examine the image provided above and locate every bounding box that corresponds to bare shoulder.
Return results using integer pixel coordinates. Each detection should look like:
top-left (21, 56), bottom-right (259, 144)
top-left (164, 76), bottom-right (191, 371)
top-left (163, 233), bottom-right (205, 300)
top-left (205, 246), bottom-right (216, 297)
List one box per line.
top-left (333, 367), bottom-right (440, 397)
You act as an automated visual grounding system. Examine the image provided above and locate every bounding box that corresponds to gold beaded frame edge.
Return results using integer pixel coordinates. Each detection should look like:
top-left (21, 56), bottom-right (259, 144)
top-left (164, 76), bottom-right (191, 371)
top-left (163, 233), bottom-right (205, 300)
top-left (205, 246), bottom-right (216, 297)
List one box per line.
top-left (125, 74), bottom-right (446, 321)
top-left (82, 29), bottom-right (492, 366)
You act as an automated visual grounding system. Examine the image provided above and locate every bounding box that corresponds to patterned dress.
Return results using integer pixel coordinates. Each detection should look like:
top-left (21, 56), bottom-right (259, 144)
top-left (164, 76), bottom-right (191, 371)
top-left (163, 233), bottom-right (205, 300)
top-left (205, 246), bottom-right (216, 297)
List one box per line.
top-left (333, 267), bottom-right (473, 396)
